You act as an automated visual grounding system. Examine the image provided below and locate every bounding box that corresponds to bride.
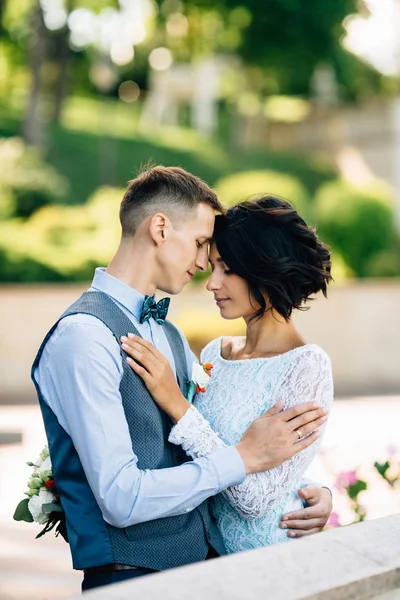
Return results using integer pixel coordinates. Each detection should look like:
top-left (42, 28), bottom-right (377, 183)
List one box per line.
top-left (121, 195), bottom-right (334, 552)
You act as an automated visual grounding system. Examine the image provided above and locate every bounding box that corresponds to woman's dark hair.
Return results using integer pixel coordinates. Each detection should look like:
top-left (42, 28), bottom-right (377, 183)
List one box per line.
top-left (213, 195), bottom-right (332, 321)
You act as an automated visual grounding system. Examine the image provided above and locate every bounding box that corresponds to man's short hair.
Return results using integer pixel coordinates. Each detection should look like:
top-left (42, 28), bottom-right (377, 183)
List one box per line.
top-left (119, 166), bottom-right (225, 237)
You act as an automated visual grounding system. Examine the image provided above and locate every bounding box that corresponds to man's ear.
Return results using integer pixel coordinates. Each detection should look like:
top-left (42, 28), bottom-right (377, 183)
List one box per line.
top-left (149, 213), bottom-right (170, 247)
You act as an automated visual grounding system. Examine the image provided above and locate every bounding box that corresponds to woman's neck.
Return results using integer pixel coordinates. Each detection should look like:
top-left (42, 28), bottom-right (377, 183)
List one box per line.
top-left (236, 310), bottom-right (305, 359)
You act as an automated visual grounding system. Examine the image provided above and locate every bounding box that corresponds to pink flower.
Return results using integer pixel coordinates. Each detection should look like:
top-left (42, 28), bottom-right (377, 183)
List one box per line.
top-left (335, 470), bottom-right (358, 491)
top-left (327, 511), bottom-right (341, 528)
top-left (387, 445), bottom-right (398, 457)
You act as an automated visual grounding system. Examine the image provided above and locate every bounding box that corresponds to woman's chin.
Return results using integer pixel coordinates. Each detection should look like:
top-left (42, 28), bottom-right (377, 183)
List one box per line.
top-left (218, 306), bottom-right (241, 320)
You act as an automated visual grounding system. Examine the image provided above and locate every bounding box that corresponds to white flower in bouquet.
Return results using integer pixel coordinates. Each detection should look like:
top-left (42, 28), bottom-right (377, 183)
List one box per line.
top-left (33, 455), bottom-right (43, 470)
top-left (39, 456), bottom-right (52, 479)
top-left (31, 445), bottom-right (50, 472)
top-left (14, 443), bottom-right (68, 542)
top-left (28, 489), bottom-right (55, 524)
top-left (192, 363), bottom-right (211, 389)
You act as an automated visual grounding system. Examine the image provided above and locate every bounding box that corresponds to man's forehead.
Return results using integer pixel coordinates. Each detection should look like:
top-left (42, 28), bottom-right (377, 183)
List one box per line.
top-left (188, 211), bottom-right (215, 237)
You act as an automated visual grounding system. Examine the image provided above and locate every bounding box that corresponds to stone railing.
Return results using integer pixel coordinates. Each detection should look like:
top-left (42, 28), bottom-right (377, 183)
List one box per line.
top-left (2, 281), bottom-right (400, 403)
top-left (68, 514), bottom-right (400, 600)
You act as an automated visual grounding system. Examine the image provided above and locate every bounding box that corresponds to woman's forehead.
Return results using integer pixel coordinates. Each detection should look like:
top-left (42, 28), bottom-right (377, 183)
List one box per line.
top-left (209, 242), bottom-right (224, 262)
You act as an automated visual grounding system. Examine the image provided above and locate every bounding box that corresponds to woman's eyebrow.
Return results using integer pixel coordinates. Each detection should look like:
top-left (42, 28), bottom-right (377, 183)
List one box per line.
top-left (209, 257), bottom-right (224, 266)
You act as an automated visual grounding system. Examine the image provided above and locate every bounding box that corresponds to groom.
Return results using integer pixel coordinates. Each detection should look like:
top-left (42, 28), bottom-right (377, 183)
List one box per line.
top-left (32, 166), bottom-right (332, 592)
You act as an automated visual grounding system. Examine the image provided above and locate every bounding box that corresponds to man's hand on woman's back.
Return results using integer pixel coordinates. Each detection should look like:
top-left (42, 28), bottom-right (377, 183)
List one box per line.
top-left (236, 401), bottom-right (327, 474)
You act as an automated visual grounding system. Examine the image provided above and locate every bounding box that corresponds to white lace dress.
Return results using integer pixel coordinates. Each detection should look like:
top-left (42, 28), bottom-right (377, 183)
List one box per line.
top-left (169, 337), bottom-right (334, 554)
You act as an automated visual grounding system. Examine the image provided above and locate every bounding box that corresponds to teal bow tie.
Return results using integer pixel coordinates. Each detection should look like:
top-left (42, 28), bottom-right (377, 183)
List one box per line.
top-left (140, 295), bottom-right (170, 325)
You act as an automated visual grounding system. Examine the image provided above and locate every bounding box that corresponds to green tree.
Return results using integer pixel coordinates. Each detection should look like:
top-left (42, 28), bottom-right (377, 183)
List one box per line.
top-left (157, 0), bottom-right (384, 98)
top-left (315, 180), bottom-right (396, 277)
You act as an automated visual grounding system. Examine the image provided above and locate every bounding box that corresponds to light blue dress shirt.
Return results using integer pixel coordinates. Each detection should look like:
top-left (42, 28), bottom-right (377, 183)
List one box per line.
top-left (34, 268), bottom-right (246, 529)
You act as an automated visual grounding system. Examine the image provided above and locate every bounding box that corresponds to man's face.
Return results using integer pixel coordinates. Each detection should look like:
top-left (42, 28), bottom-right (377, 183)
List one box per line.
top-left (156, 202), bottom-right (215, 295)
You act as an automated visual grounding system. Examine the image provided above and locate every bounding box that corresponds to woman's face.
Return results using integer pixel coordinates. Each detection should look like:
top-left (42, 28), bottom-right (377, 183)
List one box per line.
top-left (206, 242), bottom-right (260, 320)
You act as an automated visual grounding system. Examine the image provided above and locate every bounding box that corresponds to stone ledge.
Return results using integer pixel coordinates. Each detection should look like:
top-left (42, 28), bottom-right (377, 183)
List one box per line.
top-left (66, 514), bottom-right (400, 600)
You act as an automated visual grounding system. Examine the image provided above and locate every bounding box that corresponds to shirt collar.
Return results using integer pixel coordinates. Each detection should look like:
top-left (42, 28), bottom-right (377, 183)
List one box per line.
top-left (91, 267), bottom-right (149, 321)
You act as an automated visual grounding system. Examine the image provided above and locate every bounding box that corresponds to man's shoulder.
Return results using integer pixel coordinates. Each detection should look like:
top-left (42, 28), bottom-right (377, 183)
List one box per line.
top-left (36, 312), bottom-right (121, 375)
top-left (46, 313), bottom-right (117, 351)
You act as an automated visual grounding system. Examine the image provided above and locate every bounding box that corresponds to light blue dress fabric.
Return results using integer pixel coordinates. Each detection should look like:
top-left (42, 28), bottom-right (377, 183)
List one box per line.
top-left (169, 337), bottom-right (334, 553)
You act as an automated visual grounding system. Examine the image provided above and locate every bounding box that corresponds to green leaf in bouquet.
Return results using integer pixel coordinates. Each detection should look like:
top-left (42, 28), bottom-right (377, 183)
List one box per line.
top-left (13, 498), bottom-right (34, 523)
top-left (36, 518), bottom-right (57, 539)
top-left (42, 502), bottom-right (63, 514)
top-left (40, 446), bottom-right (49, 461)
top-left (374, 461), bottom-right (391, 479)
top-left (28, 478), bottom-right (42, 490)
top-left (36, 512), bottom-right (68, 542)
top-left (347, 479), bottom-right (368, 499)
top-left (55, 516), bottom-right (69, 543)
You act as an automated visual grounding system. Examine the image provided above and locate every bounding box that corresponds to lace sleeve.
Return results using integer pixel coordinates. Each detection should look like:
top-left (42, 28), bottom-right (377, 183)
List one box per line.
top-left (169, 405), bottom-right (228, 454)
top-left (169, 347), bottom-right (333, 520)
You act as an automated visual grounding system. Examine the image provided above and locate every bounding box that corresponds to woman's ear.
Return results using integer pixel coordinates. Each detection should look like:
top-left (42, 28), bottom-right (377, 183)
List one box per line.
top-left (149, 213), bottom-right (169, 246)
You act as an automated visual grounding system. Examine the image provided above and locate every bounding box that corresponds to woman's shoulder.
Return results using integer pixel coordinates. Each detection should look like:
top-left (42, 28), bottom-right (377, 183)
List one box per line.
top-left (201, 336), bottom-right (246, 362)
top-left (200, 336), bottom-right (223, 363)
top-left (294, 343), bottom-right (331, 362)
top-left (282, 343), bottom-right (333, 380)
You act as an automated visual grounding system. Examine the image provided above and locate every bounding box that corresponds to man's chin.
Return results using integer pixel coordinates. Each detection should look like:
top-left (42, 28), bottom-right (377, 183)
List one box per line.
top-left (159, 282), bottom-right (186, 296)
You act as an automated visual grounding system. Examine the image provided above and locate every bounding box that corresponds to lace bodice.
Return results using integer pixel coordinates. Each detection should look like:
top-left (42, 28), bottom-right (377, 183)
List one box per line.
top-left (169, 337), bottom-right (334, 553)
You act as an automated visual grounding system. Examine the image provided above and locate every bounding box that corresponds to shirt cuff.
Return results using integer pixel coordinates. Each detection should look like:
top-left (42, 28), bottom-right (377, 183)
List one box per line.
top-left (208, 446), bottom-right (246, 491)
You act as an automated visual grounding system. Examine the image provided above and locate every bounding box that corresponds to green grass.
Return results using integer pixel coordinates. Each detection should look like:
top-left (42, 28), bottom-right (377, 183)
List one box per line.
top-left (0, 95), bottom-right (337, 206)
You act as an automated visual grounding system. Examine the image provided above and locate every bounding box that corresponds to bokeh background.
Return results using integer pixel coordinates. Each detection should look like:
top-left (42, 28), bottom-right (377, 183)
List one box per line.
top-left (1, 1), bottom-right (400, 598)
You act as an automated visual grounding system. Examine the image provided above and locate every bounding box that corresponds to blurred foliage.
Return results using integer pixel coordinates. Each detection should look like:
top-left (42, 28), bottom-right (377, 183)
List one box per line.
top-left (366, 245), bottom-right (400, 279)
top-left (158, 0), bottom-right (387, 99)
top-left (0, 0), bottom-right (398, 283)
top-left (0, 185), bottom-right (122, 282)
top-left (0, 94), bottom-right (336, 206)
top-left (0, 0), bottom-right (391, 139)
top-left (315, 180), bottom-right (397, 278)
top-left (0, 137), bottom-right (69, 218)
top-left (215, 169), bottom-right (311, 219)
top-left (0, 131), bottom-right (397, 282)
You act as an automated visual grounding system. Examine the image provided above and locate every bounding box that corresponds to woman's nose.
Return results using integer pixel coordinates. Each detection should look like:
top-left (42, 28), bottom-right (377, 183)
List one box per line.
top-left (206, 271), bottom-right (221, 292)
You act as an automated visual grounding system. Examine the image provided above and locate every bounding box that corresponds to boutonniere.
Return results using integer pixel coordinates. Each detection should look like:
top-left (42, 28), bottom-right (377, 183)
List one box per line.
top-left (186, 362), bottom-right (213, 403)
top-left (13, 444), bottom-right (68, 542)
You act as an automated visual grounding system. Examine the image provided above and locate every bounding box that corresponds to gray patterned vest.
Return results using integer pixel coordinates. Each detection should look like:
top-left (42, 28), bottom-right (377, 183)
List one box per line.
top-left (32, 291), bottom-right (226, 571)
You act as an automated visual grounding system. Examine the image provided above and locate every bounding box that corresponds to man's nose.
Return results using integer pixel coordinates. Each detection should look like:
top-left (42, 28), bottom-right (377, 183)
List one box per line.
top-left (195, 247), bottom-right (209, 272)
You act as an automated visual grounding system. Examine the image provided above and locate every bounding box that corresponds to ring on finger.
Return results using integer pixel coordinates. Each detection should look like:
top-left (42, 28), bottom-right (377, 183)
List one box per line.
top-left (296, 429), bottom-right (303, 439)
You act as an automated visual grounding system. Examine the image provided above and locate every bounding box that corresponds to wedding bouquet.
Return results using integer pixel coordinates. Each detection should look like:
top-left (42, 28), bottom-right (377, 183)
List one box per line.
top-left (13, 445), bottom-right (68, 542)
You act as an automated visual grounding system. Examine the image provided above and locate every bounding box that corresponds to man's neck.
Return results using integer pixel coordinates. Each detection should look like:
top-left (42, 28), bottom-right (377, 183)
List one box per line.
top-left (106, 241), bottom-right (157, 297)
